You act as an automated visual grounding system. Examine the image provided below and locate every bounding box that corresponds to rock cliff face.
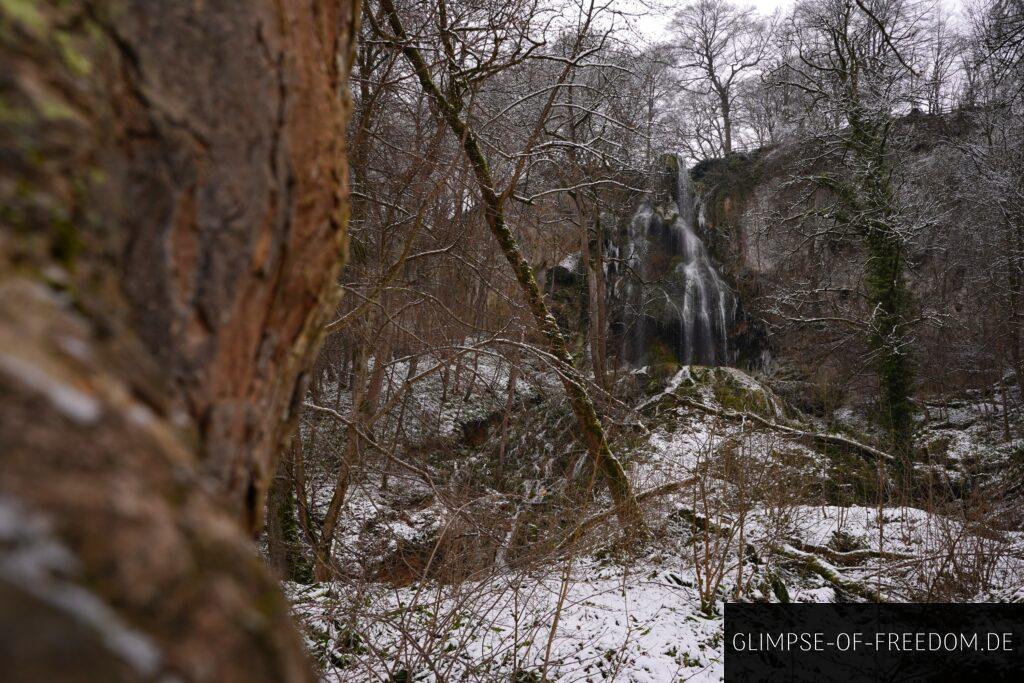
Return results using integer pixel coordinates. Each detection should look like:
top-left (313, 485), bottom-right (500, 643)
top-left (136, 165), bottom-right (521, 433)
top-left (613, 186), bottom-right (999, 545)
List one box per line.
top-left (545, 154), bottom-right (768, 373)
top-left (689, 111), bottom-right (1003, 402)
top-left (0, 1), bottom-right (356, 680)
top-left (615, 155), bottom-right (736, 369)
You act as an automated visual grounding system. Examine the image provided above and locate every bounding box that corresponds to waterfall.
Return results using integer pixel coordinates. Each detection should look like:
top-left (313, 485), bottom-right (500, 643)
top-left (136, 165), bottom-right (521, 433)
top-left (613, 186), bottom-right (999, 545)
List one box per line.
top-left (622, 156), bottom-right (735, 367)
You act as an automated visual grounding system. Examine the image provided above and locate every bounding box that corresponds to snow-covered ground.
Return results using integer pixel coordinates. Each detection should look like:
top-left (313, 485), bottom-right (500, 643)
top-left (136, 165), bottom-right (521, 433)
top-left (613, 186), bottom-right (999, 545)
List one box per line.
top-left (288, 365), bottom-right (1024, 681)
top-left (290, 557), bottom-right (726, 682)
top-left (290, 501), bottom-right (1024, 682)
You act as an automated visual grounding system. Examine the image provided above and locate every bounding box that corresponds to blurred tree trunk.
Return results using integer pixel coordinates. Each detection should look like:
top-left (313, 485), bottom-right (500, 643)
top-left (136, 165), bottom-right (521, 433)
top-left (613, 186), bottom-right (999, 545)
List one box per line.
top-left (0, 1), bottom-right (357, 681)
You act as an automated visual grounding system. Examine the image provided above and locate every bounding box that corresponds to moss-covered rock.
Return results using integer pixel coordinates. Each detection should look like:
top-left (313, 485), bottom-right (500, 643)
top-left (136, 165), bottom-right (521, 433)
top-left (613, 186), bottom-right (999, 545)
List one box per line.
top-left (680, 366), bottom-right (787, 420)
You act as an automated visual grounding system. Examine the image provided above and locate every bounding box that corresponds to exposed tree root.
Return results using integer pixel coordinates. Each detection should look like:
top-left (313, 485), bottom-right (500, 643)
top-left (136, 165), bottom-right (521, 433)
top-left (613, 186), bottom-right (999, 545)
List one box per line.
top-left (784, 538), bottom-right (911, 566)
top-left (774, 544), bottom-right (886, 602)
top-left (661, 394), bottom-right (896, 463)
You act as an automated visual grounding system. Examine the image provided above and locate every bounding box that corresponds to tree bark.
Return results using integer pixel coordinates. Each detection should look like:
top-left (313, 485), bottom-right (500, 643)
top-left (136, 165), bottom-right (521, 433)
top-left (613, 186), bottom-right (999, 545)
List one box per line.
top-left (719, 89), bottom-right (733, 154)
top-left (591, 210), bottom-right (610, 390)
top-left (0, 1), bottom-right (357, 681)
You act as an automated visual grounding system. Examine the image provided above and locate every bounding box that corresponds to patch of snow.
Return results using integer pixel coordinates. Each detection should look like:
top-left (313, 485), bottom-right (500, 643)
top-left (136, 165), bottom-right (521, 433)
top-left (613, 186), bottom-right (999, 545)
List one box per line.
top-left (290, 557), bottom-right (726, 682)
top-left (0, 496), bottom-right (164, 677)
top-left (558, 253), bottom-right (581, 272)
top-left (0, 352), bottom-right (102, 425)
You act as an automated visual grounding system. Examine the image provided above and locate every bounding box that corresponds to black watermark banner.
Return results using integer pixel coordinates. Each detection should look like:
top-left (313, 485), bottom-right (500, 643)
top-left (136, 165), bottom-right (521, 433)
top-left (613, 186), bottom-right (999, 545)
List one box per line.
top-left (725, 603), bottom-right (1024, 681)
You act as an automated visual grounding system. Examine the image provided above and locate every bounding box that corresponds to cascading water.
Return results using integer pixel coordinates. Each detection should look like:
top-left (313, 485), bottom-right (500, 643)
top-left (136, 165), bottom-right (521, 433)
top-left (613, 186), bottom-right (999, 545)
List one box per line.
top-left (621, 156), bottom-right (735, 367)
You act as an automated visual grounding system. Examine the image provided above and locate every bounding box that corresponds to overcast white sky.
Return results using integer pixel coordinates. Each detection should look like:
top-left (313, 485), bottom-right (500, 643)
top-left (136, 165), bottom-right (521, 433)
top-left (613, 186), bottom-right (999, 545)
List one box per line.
top-left (632, 0), bottom-right (968, 43)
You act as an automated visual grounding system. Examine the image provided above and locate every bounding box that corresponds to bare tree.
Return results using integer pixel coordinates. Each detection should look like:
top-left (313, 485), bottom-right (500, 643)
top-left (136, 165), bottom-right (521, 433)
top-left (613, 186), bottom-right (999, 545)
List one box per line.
top-left (373, 0), bottom-right (642, 526)
top-left (671, 0), bottom-right (775, 154)
top-left (918, 9), bottom-right (962, 113)
top-left (766, 0), bottom-right (932, 460)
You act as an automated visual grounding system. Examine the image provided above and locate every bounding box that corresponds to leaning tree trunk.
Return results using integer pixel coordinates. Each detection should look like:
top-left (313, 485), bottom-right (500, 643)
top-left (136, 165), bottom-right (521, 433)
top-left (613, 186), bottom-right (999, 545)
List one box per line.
top-left (0, 1), bottom-right (356, 681)
top-left (380, 0), bottom-right (640, 528)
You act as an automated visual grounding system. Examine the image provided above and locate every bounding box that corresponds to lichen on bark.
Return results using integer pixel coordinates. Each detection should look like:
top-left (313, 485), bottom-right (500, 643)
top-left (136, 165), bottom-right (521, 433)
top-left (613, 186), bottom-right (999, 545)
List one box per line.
top-left (0, 1), bottom-right (357, 680)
